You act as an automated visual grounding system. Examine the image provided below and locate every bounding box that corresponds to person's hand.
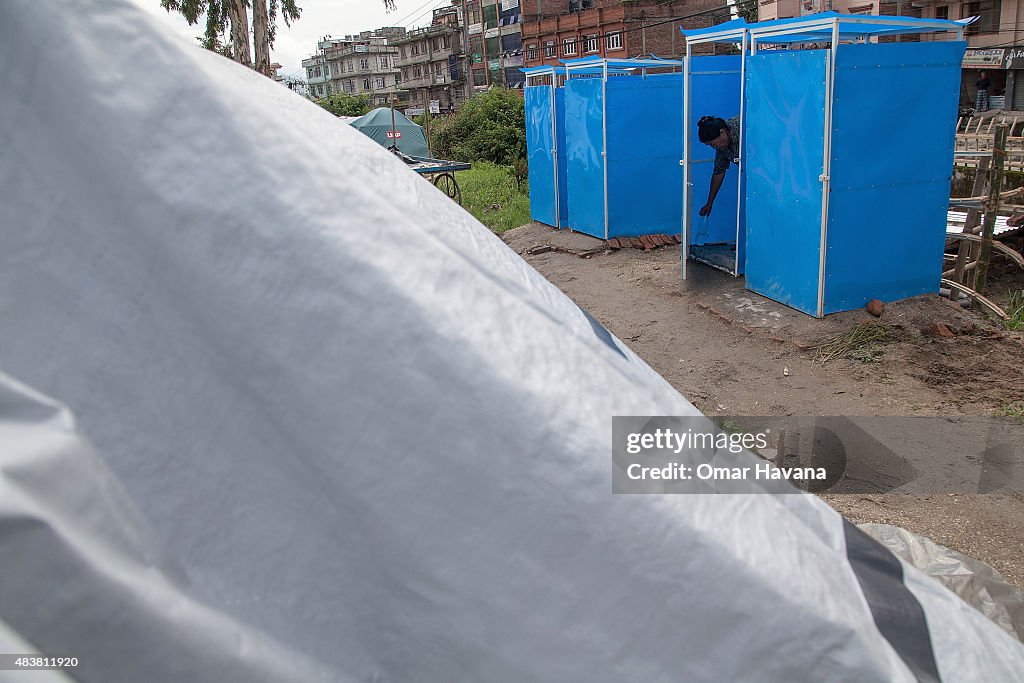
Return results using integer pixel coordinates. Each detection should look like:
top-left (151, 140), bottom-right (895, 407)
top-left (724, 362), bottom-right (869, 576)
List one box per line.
top-left (699, 203), bottom-right (713, 217)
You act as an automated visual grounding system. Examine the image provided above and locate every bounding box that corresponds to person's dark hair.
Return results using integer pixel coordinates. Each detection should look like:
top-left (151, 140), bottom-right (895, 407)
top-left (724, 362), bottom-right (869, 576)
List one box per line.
top-left (698, 116), bottom-right (728, 144)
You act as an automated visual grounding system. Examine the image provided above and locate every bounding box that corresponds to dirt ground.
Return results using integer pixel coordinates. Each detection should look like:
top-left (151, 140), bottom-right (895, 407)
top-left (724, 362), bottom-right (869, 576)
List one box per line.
top-left (505, 222), bottom-right (1024, 588)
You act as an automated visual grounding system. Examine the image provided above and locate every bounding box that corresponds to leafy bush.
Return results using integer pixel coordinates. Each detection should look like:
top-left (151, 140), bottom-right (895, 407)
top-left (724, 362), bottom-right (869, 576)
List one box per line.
top-left (432, 89), bottom-right (525, 166)
top-left (315, 93), bottom-right (372, 118)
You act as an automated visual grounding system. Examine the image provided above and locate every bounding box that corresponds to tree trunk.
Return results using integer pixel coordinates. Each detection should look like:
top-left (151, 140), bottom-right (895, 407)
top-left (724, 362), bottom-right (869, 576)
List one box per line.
top-left (252, 0), bottom-right (271, 77)
top-left (228, 0), bottom-right (252, 68)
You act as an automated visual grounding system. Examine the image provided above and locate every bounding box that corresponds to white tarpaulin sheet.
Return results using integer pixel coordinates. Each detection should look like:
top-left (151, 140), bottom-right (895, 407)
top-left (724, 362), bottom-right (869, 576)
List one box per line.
top-left (1, 1), bottom-right (1023, 681)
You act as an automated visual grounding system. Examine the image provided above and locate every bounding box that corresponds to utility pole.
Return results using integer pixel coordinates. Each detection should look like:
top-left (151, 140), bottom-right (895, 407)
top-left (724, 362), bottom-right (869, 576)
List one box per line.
top-left (423, 90), bottom-right (432, 156)
top-left (320, 35), bottom-right (331, 97)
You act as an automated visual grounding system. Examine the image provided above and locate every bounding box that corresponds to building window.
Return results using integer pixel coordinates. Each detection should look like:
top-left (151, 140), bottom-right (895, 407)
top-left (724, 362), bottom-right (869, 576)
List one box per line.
top-left (414, 65), bottom-right (422, 78)
top-left (569, 0), bottom-right (593, 10)
top-left (483, 3), bottom-right (498, 28)
top-left (585, 34), bottom-right (599, 52)
top-left (473, 69), bottom-right (488, 86)
top-left (606, 31), bottom-right (622, 51)
top-left (379, 56), bottom-right (389, 68)
top-left (563, 37), bottom-right (578, 55)
top-left (399, 46), bottom-right (406, 59)
top-left (363, 78), bottom-right (371, 90)
top-left (443, 35), bottom-right (450, 49)
top-left (360, 58), bottom-right (369, 70)
top-left (545, 40), bottom-right (556, 57)
top-left (395, 73), bottom-right (401, 85)
top-left (935, 4), bottom-right (949, 17)
top-left (964, 0), bottom-right (1000, 33)
top-left (376, 77), bottom-right (385, 89)
top-left (412, 43), bottom-right (420, 56)
top-left (527, 44), bottom-right (538, 60)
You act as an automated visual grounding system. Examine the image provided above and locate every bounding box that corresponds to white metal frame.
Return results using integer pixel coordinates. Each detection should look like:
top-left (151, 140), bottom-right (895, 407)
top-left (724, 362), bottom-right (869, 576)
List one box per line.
top-left (682, 27), bottom-right (750, 280)
top-left (565, 58), bottom-right (683, 240)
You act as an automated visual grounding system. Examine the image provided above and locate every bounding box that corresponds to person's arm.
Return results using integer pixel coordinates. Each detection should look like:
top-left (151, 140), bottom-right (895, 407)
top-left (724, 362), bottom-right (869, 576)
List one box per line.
top-left (700, 172), bottom-right (726, 217)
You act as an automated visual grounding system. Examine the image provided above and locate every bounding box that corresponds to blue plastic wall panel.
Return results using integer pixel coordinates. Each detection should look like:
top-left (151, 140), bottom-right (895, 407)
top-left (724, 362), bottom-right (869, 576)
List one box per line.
top-left (823, 41), bottom-right (966, 314)
top-left (686, 56), bottom-right (742, 249)
top-left (555, 88), bottom-right (569, 227)
top-left (743, 49), bottom-right (828, 316)
top-left (605, 73), bottom-right (683, 238)
top-left (565, 76), bottom-right (606, 238)
top-left (525, 85), bottom-right (557, 226)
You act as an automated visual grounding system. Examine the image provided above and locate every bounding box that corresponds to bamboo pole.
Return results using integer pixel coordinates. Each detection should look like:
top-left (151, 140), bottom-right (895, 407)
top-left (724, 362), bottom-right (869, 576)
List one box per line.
top-left (950, 155), bottom-right (989, 297)
top-left (975, 124), bottom-right (1008, 294)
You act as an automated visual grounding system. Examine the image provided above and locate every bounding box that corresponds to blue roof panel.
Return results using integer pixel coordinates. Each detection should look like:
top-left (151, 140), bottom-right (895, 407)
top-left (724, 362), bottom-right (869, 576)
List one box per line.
top-left (680, 12), bottom-right (971, 44)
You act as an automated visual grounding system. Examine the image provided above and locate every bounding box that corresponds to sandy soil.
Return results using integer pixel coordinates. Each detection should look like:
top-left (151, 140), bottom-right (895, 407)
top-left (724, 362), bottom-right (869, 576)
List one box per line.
top-left (505, 222), bottom-right (1024, 587)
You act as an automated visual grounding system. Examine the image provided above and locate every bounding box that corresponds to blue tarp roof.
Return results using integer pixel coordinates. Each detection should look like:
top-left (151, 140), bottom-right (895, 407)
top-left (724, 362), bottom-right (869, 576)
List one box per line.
top-left (521, 66), bottom-right (565, 76)
top-left (536, 56), bottom-right (684, 78)
top-left (561, 55), bottom-right (683, 69)
top-left (681, 12), bottom-right (972, 44)
top-left (679, 18), bottom-right (748, 40)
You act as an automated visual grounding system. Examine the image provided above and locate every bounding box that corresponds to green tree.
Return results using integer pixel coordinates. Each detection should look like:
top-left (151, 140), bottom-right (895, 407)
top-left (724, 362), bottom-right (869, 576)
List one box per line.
top-left (316, 93), bottom-right (372, 117)
top-left (160, 0), bottom-right (301, 76)
top-left (432, 89), bottom-right (526, 166)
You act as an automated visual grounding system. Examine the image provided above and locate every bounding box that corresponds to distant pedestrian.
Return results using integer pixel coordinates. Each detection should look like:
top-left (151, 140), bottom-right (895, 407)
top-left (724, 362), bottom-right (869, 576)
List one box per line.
top-left (696, 115), bottom-right (741, 217)
top-left (976, 71), bottom-right (991, 112)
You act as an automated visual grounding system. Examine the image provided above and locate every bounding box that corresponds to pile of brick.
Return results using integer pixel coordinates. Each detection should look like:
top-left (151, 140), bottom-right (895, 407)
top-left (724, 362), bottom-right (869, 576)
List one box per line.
top-left (606, 235), bottom-right (681, 252)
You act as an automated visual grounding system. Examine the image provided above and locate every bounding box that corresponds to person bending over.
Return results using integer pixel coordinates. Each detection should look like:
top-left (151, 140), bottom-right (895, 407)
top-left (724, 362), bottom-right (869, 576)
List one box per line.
top-left (697, 115), bottom-right (741, 217)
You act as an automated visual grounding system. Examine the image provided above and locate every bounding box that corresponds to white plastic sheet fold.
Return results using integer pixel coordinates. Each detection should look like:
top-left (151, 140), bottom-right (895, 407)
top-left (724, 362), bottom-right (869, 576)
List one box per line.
top-left (1, 1), bottom-right (1023, 680)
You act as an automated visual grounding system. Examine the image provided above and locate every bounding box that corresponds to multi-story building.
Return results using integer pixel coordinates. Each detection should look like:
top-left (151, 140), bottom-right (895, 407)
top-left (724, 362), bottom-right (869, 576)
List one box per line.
top-left (302, 36), bottom-right (346, 98)
top-left (302, 29), bottom-right (403, 105)
top-left (521, 0), bottom-right (734, 69)
top-left (760, 0), bottom-right (1024, 109)
top-left (464, 0), bottom-right (525, 92)
top-left (393, 5), bottom-right (467, 114)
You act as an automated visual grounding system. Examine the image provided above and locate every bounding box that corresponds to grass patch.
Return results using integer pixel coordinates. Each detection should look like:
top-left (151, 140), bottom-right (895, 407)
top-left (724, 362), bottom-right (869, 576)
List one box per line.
top-left (456, 161), bottom-right (531, 234)
top-left (1004, 290), bottom-right (1024, 331)
top-left (997, 401), bottom-right (1024, 422)
top-left (813, 322), bottom-right (894, 365)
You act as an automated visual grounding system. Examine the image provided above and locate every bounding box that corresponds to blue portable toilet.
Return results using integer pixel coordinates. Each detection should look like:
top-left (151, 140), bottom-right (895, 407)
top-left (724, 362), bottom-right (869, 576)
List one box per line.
top-left (679, 33), bottom-right (747, 276)
top-left (682, 14), bottom-right (969, 317)
top-left (523, 66), bottom-right (569, 229)
top-left (562, 57), bottom-right (685, 240)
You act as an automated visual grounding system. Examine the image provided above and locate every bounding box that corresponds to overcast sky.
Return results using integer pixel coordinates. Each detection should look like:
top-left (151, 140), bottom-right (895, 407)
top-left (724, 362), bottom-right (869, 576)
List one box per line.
top-left (130, 0), bottom-right (450, 81)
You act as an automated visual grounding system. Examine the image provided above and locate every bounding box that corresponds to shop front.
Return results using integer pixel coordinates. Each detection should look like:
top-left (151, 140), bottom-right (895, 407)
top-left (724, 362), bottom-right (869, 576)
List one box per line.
top-left (961, 47), bottom-right (1005, 109)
